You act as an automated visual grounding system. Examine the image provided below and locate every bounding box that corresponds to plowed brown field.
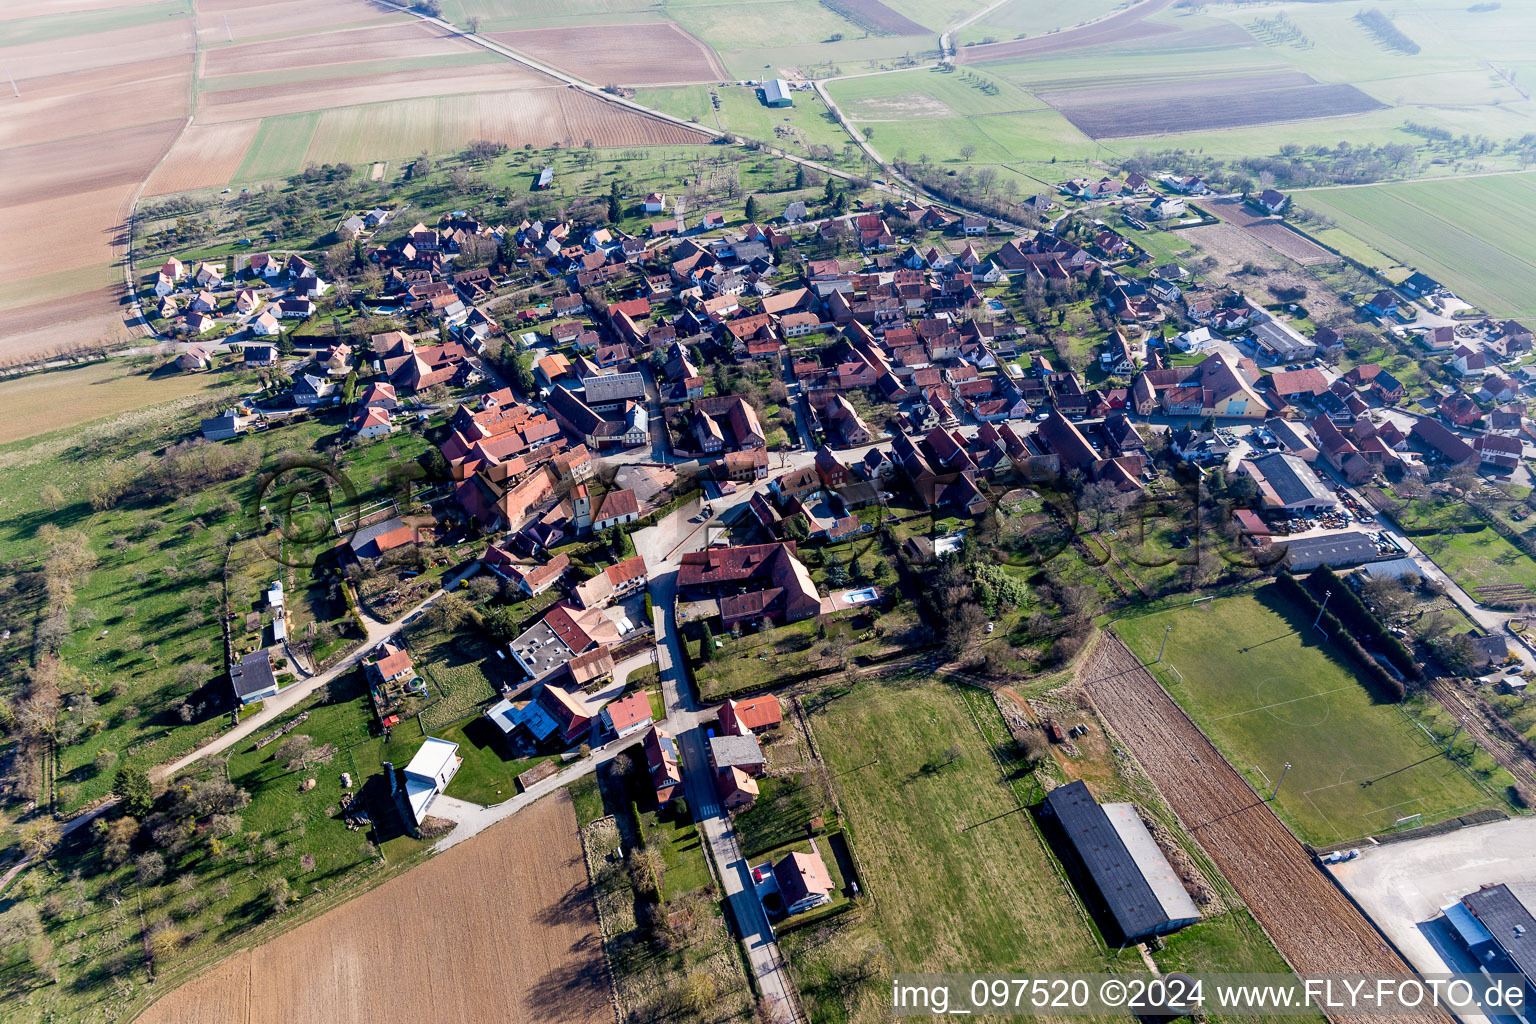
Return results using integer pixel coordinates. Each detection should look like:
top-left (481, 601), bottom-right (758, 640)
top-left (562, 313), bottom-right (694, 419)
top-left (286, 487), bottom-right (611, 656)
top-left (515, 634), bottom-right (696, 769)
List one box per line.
top-left (0, 57), bottom-right (190, 149)
top-left (1209, 197), bottom-right (1340, 266)
top-left (491, 22), bottom-right (727, 85)
top-left (1, 0), bottom-right (163, 20)
top-left (195, 0), bottom-right (395, 43)
top-left (145, 121), bottom-right (262, 195)
top-left (0, 18), bottom-right (195, 79)
top-left (136, 792), bottom-right (611, 1024)
top-left (0, 120), bottom-right (184, 206)
top-left (197, 62), bottom-right (551, 123)
top-left (200, 20), bottom-right (468, 77)
top-left (1080, 633), bottom-right (1450, 1024)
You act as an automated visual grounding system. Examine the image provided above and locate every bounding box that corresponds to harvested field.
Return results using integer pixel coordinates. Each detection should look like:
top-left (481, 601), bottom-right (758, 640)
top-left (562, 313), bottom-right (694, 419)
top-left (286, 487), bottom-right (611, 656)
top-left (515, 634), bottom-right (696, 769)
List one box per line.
top-left (1036, 71), bottom-right (1313, 110)
top-left (1080, 633), bottom-right (1451, 1023)
top-left (0, 17), bottom-right (194, 79)
top-left (195, 0), bottom-right (396, 43)
top-left (200, 21), bottom-right (471, 78)
top-left (0, 119), bottom-right (183, 206)
top-left (1209, 197), bottom-right (1339, 266)
top-left (956, 0), bottom-right (1175, 62)
top-left (820, 0), bottom-right (928, 37)
top-left (0, 0), bottom-right (166, 20)
top-left (305, 99), bottom-right (439, 165)
top-left (0, 290), bottom-right (132, 363)
top-left (0, 358), bottom-right (233, 445)
top-left (136, 792), bottom-right (611, 1024)
top-left (1057, 82), bottom-right (1385, 140)
top-left (0, 57), bottom-right (190, 149)
top-left (145, 121), bottom-right (262, 196)
top-left (557, 88), bottom-right (709, 145)
top-left (298, 87), bottom-right (707, 164)
top-left (491, 23), bottom-right (727, 86)
top-left (0, 185), bottom-right (139, 283)
top-left (197, 62), bottom-right (553, 122)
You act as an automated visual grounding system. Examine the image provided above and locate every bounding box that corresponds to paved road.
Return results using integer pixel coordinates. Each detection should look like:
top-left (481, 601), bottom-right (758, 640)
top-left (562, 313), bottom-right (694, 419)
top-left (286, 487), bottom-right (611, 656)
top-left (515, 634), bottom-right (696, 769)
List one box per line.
top-left (649, 571), bottom-right (803, 1024)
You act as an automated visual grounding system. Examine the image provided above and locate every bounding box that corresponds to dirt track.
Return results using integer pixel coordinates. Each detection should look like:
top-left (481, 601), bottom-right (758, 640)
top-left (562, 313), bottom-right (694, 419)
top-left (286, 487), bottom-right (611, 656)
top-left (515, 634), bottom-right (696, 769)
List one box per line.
top-left (135, 791), bottom-right (611, 1024)
top-left (1080, 633), bottom-right (1450, 1024)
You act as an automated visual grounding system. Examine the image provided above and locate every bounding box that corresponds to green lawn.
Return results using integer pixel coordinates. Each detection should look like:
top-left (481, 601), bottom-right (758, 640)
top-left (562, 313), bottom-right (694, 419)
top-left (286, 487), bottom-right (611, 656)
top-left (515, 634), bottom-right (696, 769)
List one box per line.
top-left (1378, 489), bottom-right (1536, 604)
top-left (734, 772), bottom-right (834, 858)
top-left (432, 715), bottom-right (557, 805)
top-left (1116, 588), bottom-right (1495, 845)
top-left (0, 384), bottom-right (407, 816)
top-left (639, 797), bottom-right (712, 901)
top-left (1301, 172), bottom-right (1536, 317)
top-left (784, 677), bottom-right (1121, 1022)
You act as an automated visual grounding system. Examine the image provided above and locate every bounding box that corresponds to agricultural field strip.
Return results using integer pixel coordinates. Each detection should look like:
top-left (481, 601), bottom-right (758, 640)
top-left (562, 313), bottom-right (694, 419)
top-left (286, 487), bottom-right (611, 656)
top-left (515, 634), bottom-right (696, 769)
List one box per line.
top-left (135, 794), bottom-right (611, 1024)
top-left (1080, 636), bottom-right (1455, 1019)
top-left (1033, 70), bottom-right (1315, 108)
top-left (1301, 175), bottom-right (1536, 316)
top-left (1056, 83), bottom-right (1385, 141)
top-left (486, 22), bottom-right (727, 86)
top-left (198, 20), bottom-right (478, 78)
top-left (956, 0), bottom-right (1178, 63)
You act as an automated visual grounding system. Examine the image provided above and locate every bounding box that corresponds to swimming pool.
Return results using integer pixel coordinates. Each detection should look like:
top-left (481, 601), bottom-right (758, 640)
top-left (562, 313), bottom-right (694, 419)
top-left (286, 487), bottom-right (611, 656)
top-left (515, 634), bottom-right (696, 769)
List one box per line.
top-left (844, 588), bottom-right (879, 604)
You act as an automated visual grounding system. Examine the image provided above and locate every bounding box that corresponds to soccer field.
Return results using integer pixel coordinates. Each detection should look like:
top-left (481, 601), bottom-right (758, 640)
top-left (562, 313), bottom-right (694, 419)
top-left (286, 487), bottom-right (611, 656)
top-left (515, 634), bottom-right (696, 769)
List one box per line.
top-left (1116, 588), bottom-right (1494, 846)
top-left (1300, 172), bottom-right (1536, 317)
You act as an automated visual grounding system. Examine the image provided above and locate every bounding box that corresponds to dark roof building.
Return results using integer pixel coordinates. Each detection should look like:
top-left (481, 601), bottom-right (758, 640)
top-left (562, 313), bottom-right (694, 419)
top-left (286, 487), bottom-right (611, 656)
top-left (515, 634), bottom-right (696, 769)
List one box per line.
top-left (1279, 531), bottom-right (1383, 572)
top-left (1461, 884), bottom-right (1536, 991)
top-left (1043, 781), bottom-right (1199, 943)
top-left (230, 649), bottom-right (278, 705)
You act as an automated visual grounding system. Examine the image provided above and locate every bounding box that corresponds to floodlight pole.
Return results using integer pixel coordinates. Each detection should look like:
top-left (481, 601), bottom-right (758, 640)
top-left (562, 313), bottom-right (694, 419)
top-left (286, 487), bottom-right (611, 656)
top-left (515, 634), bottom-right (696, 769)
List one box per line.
top-left (1270, 762), bottom-right (1292, 801)
top-left (1447, 716), bottom-right (1466, 754)
top-left (1313, 589), bottom-right (1332, 632)
top-left (1157, 624), bottom-right (1171, 664)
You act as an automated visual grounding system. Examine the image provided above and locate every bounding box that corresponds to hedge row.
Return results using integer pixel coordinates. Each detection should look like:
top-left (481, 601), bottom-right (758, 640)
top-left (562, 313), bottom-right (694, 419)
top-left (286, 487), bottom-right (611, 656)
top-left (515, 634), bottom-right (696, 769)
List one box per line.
top-left (1276, 572), bottom-right (1405, 701)
top-left (1304, 566), bottom-right (1422, 680)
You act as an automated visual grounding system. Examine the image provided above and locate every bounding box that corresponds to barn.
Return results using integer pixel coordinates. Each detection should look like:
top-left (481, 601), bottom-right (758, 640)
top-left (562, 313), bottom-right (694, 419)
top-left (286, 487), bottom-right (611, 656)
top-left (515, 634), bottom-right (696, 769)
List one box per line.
top-left (763, 79), bottom-right (792, 107)
top-left (1042, 780), bottom-right (1200, 944)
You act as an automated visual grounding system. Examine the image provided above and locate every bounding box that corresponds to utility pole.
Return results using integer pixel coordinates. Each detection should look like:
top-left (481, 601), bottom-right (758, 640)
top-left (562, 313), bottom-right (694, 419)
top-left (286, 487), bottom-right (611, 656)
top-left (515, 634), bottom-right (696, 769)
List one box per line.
top-left (1270, 762), bottom-right (1292, 801)
top-left (1156, 623), bottom-right (1171, 664)
top-left (222, 14), bottom-right (233, 41)
top-left (1312, 589), bottom-right (1332, 632)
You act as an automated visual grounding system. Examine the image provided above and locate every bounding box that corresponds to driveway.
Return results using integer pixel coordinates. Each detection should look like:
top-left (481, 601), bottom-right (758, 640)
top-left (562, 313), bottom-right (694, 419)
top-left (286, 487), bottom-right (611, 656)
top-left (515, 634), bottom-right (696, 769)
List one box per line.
top-left (151, 562), bottom-right (479, 783)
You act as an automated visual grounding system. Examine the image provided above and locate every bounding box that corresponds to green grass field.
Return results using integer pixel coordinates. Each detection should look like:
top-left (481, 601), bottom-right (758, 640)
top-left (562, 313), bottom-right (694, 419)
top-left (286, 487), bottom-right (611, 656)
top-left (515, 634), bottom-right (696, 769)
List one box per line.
top-left (1300, 173), bottom-right (1536, 317)
top-left (638, 798), bottom-right (712, 901)
top-left (784, 677), bottom-right (1119, 1022)
top-left (954, 0), bottom-right (1124, 46)
top-left (1116, 589), bottom-right (1494, 845)
top-left (828, 65), bottom-right (1046, 119)
top-left (640, 83), bottom-right (852, 156)
top-left (234, 112), bottom-right (322, 181)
